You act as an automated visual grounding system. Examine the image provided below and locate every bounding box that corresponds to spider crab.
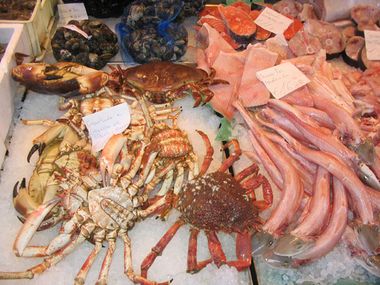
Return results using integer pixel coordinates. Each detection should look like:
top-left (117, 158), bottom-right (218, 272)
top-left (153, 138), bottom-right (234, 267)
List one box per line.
top-left (107, 61), bottom-right (228, 107)
top-left (139, 134), bottom-right (273, 281)
top-left (12, 62), bottom-right (108, 97)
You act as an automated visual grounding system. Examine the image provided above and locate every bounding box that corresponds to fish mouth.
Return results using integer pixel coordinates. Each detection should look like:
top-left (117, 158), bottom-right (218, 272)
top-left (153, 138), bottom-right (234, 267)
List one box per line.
top-left (251, 231), bottom-right (276, 256)
top-left (273, 234), bottom-right (315, 257)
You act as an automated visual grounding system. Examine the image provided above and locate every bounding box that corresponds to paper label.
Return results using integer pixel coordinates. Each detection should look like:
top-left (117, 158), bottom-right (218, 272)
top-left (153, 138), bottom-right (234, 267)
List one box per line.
top-left (57, 3), bottom-right (88, 27)
top-left (83, 103), bottom-right (131, 152)
top-left (63, 24), bottom-right (91, 39)
top-left (364, 30), bottom-right (380, 61)
top-left (256, 62), bottom-right (310, 99)
top-left (254, 7), bottom-right (293, 35)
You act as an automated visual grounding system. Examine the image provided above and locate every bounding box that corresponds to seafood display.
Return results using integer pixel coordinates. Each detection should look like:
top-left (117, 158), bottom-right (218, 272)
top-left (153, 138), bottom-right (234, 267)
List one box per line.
top-left (0, 0), bottom-right (36, 20)
top-left (2, 1), bottom-right (380, 284)
top-left (52, 20), bottom-right (119, 70)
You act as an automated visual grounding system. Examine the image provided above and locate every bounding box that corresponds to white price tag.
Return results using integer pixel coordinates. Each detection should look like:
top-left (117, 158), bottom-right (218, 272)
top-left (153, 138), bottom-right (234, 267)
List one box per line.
top-left (57, 3), bottom-right (88, 27)
top-left (83, 103), bottom-right (131, 152)
top-left (256, 62), bottom-right (310, 99)
top-left (254, 8), bottom-right (293, 35)
top-left (364, 30), bottom-right (380, 61)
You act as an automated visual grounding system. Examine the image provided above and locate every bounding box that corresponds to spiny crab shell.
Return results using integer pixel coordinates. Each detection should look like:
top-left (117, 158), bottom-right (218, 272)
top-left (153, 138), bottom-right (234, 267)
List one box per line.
top-left (178, 172), bottom-right (259, 233)
top-left (123, 61), bottom-right (210, 104)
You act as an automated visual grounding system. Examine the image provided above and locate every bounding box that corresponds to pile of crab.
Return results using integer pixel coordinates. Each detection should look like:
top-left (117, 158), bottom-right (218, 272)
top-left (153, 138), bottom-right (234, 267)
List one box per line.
top-left (0, 60), bottom-right (274, 284)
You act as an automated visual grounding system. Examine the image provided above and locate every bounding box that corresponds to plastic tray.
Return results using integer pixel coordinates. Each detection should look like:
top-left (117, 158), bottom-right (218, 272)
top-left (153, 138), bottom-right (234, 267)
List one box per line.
top-left (0, 23), bottom-right (32, 165)
top-left (0, 0), bottom-right (58, 56)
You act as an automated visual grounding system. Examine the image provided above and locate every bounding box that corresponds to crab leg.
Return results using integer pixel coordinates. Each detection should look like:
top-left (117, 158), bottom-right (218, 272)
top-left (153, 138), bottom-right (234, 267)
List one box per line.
top-left (234, 163), bottom-right (259, 183)
top-left (226, 232), bottom-right (252, 271)
top-left (173, 164), bottom-right (185, 195)
top-left (96, 231), bottom-right (117, 285)
top-left (196, 130), bottom-right (214, 176)
top-left (187, 228), bottom-right (212, 273)
top-left (218, 139), bottom-right (242, 173)
top-left (243, 174), bottom-right (273, 211)
top-left (206, 231), bottom-right (227, 267)
top-left (120, 232), bottom-right (169, 285)
top-left (143, 162), bottom-right (176, 197)
top-left (13, 198), bottom-right (60, 257)
top-left (74, 229), bottom-right (105, 285)
top-left (140, 220), bottom-right (185, 278)
top-left (0, 222), bottom-right (95, 280)
top-left (156, 170), bottom-right (174, 196)
top-left (121, 142), bottom-right (147, 190)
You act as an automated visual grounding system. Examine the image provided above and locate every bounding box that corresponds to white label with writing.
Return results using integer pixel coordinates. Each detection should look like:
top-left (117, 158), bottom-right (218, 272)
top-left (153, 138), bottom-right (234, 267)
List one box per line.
top-left (256, 62), bottom-right (310, 99)
top-left (83, 103), bottom-right (131, 152)
top-left (57, 3), bottom-right (88, 27)
top-left (254, 8), bottom-right (293, 35)
top-left (364, 30), bottom-right (380, 61)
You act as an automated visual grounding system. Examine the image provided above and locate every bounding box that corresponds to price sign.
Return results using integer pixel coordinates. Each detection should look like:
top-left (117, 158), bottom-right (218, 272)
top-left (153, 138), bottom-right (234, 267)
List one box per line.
top-left (364, 30), bottom-right (380, 61)
top-left (57, 3), bottom-right (88, 27)
top-left (256, 62), bottom-right (310, 99)
top-left (83, 103), bottom-right (131, 152)
top-left (254, 7), bottom-right (293, 35)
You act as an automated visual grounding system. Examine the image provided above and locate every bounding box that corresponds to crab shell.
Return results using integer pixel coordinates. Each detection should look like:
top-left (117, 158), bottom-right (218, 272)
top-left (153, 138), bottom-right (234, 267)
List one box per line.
top-left (12, 62), bottom-right (108, 97)
top-left (123, 61), bottom-right (209, 103)
top-left (178, 172), bottom-right (259, 233)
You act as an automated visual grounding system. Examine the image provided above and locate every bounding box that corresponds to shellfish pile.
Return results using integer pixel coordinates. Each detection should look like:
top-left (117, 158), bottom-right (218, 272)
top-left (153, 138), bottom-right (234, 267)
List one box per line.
top-left (119, 0), bottom-right (203, 63)
top-left (52, 20), bottom-right (119, 70)
top-left (0, 0), bottom-right (36, 20)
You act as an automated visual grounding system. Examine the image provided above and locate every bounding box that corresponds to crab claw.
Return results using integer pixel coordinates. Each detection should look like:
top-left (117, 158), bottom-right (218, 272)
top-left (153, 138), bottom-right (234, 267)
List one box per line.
top-left (251, 231), bottom-right (276, 255)
top-left (273, 234), bottom-right (315, 257)
top-left (13, 198), bottom-right (60, 257)
top-left (12, 179), bottom-right (39, 218)
top-left (99, 134), bottom-right (128, 186)
top-left (27, 143), bottom-right (45, 163)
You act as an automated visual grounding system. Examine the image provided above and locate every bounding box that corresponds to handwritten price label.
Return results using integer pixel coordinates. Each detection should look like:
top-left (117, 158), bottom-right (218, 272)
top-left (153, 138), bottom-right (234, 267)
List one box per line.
top-left (57, 3), bottom-right (88, 27)
top-left (256, 62), bottom-right (310, 99)
top-left (254, 8), bottom-right (293, 35)
top-left (364, 30), bottom-right (380, 61)
top-left (83, 103), bottom-right (131, 152)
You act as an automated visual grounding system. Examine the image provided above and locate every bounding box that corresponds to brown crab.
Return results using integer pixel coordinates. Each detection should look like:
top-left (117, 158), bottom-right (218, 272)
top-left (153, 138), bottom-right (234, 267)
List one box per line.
top-left (107, 61), bottom-right (228, 107)
top-left (139, 133), bottom-right (273, 282)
